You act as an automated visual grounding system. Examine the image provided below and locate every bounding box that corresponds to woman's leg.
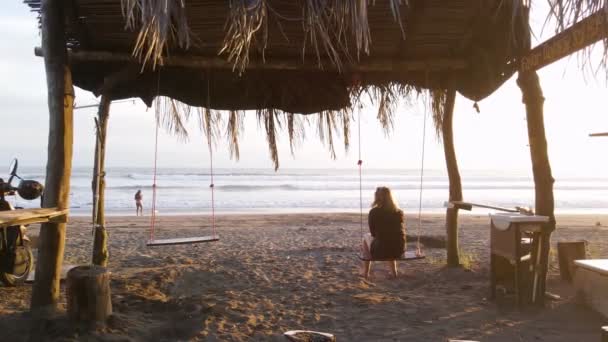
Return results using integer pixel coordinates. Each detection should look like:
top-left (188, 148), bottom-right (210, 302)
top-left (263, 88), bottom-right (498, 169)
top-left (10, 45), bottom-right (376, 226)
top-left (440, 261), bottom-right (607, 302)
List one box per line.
top-left (387, 260), bottom-right (398, 278)
top-left (361, 234), bottom-right (374, 279)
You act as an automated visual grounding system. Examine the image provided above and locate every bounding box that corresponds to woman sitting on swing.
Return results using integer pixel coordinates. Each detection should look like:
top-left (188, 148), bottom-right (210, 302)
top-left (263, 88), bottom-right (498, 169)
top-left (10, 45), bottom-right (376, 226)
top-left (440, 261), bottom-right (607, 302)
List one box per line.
top-left (361, 187), bottom-right (406, 279)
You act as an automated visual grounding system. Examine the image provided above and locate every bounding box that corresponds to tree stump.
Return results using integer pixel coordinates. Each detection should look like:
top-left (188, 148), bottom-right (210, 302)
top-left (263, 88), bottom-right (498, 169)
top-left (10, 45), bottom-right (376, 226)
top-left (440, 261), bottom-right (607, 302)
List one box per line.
top-left (66, 265), bottom-right (112, 325)
top-left (557, 241), bottom-right (586, 282)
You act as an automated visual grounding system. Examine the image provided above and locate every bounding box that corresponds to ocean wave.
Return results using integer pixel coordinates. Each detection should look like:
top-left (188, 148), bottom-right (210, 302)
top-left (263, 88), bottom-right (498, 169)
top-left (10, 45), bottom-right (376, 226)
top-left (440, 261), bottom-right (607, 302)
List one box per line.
top-left (69, 183), bottom-right (608, 192)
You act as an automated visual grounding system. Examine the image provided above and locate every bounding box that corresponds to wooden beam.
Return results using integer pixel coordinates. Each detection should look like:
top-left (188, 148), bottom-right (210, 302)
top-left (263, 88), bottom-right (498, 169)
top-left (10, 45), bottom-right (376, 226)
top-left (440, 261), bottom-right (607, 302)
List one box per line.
top-left (590, 132), bottom-right (608, 137)
top-left (441, 89), bottom-right (462, 268)
top-left (94, 66), bottom-right (140, 97)
top-left (31, 0), bottom-right (74, 312)
top-left (91, 96), bottom-right (110, 267)
top-left (520, 10), bottom-right (608, 72)
top-left (34, 47), bottom-right (468, 72)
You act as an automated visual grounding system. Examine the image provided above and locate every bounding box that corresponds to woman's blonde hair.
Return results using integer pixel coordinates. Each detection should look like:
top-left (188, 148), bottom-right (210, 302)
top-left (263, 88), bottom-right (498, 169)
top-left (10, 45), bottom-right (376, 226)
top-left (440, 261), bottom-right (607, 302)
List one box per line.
top-left (372, 186), bottom-right (400, 212)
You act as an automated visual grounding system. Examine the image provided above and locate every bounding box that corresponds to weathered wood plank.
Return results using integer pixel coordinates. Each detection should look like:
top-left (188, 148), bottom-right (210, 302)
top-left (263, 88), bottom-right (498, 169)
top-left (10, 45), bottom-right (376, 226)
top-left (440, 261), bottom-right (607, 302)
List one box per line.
top-left (146, 236), bottom-right (220, 247)
top-left (520, 10), bottom-right (608, 72)
top-left (0, 208), bottom-right (68, 228)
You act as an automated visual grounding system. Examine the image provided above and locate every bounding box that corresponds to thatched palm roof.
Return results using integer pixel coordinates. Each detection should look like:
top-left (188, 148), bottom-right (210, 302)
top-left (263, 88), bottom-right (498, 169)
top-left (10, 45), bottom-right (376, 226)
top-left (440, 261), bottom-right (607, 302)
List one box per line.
top-left (24, 0), bottom-right (607, 168)
top-left (26, 1), bottom-right (533, 108)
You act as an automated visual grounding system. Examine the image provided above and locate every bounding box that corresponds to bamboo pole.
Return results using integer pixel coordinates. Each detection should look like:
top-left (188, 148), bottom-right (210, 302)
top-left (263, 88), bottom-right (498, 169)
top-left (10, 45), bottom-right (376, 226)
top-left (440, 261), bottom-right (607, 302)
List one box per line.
top-left (517, 70), bottom-right (555, 306)
top-left (31, 0), bottom-right (74, 311)
top-left (92, 96), bottom-right (111, 267)
top-left (441, 89), bottom-right (462, 267)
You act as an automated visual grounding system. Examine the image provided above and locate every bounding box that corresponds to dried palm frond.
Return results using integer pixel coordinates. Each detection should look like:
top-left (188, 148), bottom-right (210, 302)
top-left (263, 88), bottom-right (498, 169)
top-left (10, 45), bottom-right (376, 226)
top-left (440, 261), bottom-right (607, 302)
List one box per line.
top-left (430, 89), bottom-right (447, 141)
top-left (302, 1), bottom-right (347, 69)
top-left (221, 0), bottom-right (269, 73)
top-left (389, 0), bottom-right (408, 38)
top-left (338, 109), bottom-right (351, 152)
top-left (199, 107), bottom-right (222, 149)
top-left (545, 0), bottom-right (606, 30)
top-left (154, 96), bottom-right (191, 140)
top-left (121, 1), bottom-right (411, 71)
top-left (544, 0), bottom-right (608, 77)
top-left (285, 113), bottom-right (306, 155)
top-left (121, 0), bottom-right (190, 69)
top-left (257, 109), bottom-right (280, 170)
top-left (353, 83), bottom-right (422, 137)
top-left (226, 110), bottom-right (245, 160)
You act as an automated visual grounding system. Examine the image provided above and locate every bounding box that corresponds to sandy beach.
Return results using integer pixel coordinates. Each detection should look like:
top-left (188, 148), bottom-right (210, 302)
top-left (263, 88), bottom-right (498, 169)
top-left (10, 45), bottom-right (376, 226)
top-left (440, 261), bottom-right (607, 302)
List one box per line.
top-left (0, 213), bottom-right (607, 341)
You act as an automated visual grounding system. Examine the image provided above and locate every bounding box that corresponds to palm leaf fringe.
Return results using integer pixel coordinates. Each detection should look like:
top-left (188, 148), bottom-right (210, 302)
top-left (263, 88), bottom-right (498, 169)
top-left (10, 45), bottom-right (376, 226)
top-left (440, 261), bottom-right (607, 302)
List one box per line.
top-left (150, 83), bottom-right (441, 171)
top-left (154, 96), bottom-right (191, 140)
top-left (226, 110), bottom-right (244, 160)
top-left (221, 0), bottom-right (269, 73)
top-left (121, 0), bottom-right (190, 69)
top-left (430, 89), bottom-right (447, 141)
top-left (120, 0), bottom-right (408, 70)
top-left (544, 0), bottom-right (608, 77)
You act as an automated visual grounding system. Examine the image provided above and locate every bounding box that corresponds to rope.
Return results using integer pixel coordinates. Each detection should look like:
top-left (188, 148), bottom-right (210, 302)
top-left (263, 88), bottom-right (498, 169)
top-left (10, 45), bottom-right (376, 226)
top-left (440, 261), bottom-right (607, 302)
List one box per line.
top-left (150, 121), bottom-right (159, 242)
top-left (416, 110), bottom-right (428, 256)
top-left (357, 108), bottom-right (364, 244)
top-left (209, 145), bottom-right (216, 237)
top-left (206, 74), bottom-right (217, 238)
top-left (149, 72), bottom-right (161, 242)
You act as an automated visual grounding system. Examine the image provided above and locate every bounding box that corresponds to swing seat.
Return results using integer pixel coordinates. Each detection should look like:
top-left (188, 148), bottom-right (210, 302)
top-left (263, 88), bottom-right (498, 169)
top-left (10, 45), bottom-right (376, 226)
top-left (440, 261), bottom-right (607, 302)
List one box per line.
top-left (146, 235), bottom-right (219, 247)
top-left (358, 250), bottom-right (426, 262)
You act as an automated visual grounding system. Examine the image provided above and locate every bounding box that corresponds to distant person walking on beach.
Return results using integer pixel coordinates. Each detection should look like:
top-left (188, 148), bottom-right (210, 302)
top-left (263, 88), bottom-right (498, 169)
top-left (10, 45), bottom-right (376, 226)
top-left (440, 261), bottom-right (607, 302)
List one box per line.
top-left (361, 187), bottom-right (406, 279)
top-left (134, 190), bottom-right (143, 216)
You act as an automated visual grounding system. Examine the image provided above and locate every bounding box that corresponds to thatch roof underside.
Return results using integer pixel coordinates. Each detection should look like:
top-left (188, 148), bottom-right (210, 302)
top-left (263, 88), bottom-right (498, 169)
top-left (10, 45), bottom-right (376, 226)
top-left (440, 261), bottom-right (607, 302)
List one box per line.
top-left (27, 0), bottom-right (532, 113)
top-left (24, 0), bottom-right (607, 169)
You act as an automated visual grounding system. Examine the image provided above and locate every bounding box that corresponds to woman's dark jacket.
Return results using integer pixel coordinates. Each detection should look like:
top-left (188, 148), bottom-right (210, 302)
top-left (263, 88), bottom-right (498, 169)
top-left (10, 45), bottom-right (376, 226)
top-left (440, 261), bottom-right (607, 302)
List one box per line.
top-left (368, 207), bottom-right (406, 259)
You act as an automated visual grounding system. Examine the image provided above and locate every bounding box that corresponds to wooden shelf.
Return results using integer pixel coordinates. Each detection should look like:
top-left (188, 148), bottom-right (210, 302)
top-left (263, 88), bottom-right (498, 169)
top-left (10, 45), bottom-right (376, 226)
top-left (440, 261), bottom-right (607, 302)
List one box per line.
top-left (0, 208), bottom-right (68, 228)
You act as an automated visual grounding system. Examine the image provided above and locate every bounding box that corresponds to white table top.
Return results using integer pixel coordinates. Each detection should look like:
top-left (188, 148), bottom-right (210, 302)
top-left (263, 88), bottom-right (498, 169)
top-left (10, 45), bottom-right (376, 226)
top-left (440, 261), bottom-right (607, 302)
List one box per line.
top-left (490, 213), bottom-right (549, 230)
top-left (574, 259), bottom-right (608, 276)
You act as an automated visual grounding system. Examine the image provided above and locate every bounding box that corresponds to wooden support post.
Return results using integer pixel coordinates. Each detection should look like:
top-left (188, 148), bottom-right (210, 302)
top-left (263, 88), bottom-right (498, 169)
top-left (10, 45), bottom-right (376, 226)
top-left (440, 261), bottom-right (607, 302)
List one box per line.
top-left (517, 70), bottom-right (556, 306)
top-left (66, 265), bottom-right (112, 325)
top-left (442, 89), bottom-right (462, 267)
top-left (30, 0), bottom-right (74, 311)
top-left (92, 96), bottom-right (111, 267)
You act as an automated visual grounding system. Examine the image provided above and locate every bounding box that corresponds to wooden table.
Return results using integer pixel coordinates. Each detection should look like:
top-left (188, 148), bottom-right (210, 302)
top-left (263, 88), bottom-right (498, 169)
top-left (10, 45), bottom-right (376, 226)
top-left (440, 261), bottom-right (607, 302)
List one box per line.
top-left (489, 213), bottom-right (550, 308)
top-left (0, 208), bottom-right (68, 228)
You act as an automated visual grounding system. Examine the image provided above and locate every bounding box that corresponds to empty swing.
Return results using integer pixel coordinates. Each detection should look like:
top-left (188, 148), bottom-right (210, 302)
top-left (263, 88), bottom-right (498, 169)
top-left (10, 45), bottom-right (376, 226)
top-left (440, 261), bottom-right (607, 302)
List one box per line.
top-left (357, 109), bottom-right (427, 262)
top-left (146, 114), bottom-right (220, 247)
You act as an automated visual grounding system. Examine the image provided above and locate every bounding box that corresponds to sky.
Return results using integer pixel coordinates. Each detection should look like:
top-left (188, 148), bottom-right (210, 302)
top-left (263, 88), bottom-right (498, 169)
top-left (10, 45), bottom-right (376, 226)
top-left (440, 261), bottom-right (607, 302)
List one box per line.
top-left (0, 2), bottom-right (607, 178)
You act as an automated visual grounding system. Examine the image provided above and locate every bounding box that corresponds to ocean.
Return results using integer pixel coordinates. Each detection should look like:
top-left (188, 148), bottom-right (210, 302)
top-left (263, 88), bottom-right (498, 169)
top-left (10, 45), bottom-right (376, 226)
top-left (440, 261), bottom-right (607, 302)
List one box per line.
top-left (8, 167), bottom-right (608, 215)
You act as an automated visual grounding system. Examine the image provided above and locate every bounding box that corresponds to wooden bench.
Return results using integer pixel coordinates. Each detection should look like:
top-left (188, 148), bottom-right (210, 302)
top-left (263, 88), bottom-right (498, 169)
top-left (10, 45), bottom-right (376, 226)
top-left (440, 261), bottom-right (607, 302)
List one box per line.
top-left (574, 259), bottom-right (608, 318)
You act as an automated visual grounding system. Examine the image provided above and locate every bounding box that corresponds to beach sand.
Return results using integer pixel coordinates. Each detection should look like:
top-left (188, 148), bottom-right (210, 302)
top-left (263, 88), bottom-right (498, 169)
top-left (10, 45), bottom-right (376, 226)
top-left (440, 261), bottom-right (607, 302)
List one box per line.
top-left (1, 213), bottom-right (607, 341)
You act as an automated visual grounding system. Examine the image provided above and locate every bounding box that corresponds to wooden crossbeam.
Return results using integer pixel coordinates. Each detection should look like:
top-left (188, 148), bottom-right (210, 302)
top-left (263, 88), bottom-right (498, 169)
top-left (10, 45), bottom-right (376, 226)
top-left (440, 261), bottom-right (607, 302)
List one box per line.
top-left (445, 201), bottom-right (519, 213)
top-left (0, 208), bottom-right (68, 228)
top-left (520, 10), bottom-right (608, 72)
top-left (34, 47), bottom-right (467, 72)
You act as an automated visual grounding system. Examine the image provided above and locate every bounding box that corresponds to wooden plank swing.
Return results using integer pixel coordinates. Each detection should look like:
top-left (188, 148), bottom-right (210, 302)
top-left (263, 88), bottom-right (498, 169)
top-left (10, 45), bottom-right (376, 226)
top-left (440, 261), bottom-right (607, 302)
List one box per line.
top-left (355, 107), bottom-right (426, 262)
top-left (358, 250), bottom-right (425, 262)
top-left (146, 81), bottom-right (219, 247)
